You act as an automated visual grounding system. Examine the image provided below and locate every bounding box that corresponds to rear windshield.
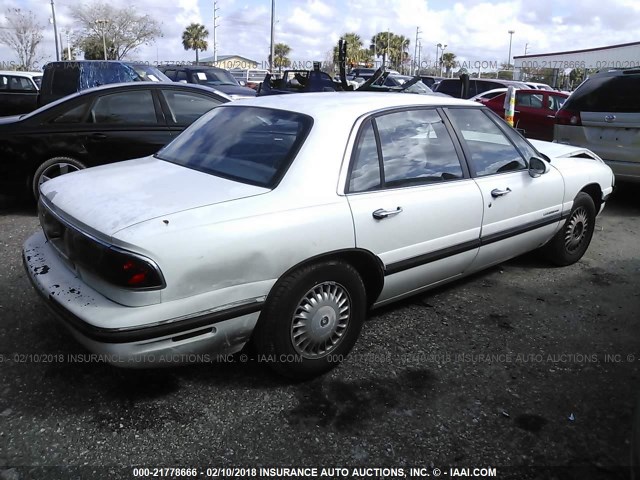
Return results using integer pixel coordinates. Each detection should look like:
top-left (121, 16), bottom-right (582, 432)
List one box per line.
top-left (565, 74), bottom-right (640, 112)
top-left (156, 106), bottom-right (313, 188)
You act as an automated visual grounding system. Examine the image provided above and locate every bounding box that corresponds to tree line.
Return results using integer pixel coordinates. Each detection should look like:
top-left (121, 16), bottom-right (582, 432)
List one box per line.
top-left (0, 5), bottom-right (458, 75)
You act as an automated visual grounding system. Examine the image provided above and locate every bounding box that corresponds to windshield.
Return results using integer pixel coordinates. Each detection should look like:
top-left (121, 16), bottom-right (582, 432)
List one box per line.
top-left (156, 106), bottom-right (313, 188)
top-left (32, 75), bottom-right (42, 89)
top-left (193, 69), bottom-right (240, 86)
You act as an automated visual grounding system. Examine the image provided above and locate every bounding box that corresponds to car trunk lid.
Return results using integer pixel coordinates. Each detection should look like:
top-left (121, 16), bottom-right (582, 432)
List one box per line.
top-left (40, 156), bottom-right (270, 238)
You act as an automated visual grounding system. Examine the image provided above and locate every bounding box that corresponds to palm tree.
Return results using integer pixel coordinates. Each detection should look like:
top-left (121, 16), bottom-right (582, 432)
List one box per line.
top-left (333, 33), bottom-right (373, 69)
top-left (390, 34), bottom-right (410, 72)
top-left (182, 23), bottom-right (209, 65)
top-left (274, 43), bottom-right (291, 72)
top-left (370, 31), bottom-right (393, 68)
top-left (441, 52), bottom-right (457, 76)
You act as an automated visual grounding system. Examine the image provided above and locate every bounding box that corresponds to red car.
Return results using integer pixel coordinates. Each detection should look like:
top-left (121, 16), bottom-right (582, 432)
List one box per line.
top-left (479, 89), bottom-right (569, 141)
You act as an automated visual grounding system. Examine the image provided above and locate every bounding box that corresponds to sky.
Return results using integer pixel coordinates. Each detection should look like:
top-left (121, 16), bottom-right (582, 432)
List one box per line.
top-left (0, 0), bottom-right (639, 70)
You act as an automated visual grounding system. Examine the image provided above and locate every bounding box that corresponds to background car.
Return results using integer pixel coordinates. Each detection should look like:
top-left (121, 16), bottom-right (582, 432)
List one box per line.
top-left (159, 65), bottom-right (257, 99)
top-left (469, 87), bottom-right (508, 102)
top-left (554, 68), bottom-right (640, 183)
top-left (229, 68), bottom-right (269, 89)
top-left (420, 75), bottom-right (446, 88)
top-left (373, 74), bottom-right (435, 94)
top-left (435, 78), bottom-right (529, 98)
top-left (480, 89), bottom-right (569, 141)
top-left (0, 82), bottom-right (229, 199)
top-left (0, 70), bottom-right (42, 116)
top-left (525, 82), bottom-right (554, 90)
top-left (24, 92), bottom-right (613, 380)
top-left (38, 61), bottom-right (171, 107)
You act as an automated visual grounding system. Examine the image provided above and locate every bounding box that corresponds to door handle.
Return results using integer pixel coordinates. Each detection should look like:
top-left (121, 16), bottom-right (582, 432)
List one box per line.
top-left (90, 133), bottom-right (107, 139)
top-left (546, 115), bottom-right (556, 119)
top-left (491, 188), bottom-right (512, 198)
top-left (372, 207), bottom-right (403, 219)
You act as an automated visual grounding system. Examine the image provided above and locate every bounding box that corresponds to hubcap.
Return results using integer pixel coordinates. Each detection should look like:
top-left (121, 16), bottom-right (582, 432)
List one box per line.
top-left (564, 206), bottom-right (589, 253)
top-left (38, 162), bottom-right (80, 188)
top-left (290, 281), bottom-right (351, 359)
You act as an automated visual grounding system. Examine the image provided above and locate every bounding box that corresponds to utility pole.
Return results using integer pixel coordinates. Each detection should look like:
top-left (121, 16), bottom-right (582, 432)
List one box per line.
top-left (417, 41), bottom-right (422, 75)
top-left (524, 43), bottom-right (529, 55)
top-left (269, 0), bottom-right (275, 72)
top-left (413, 26), bottom-right (421, 75)
top-left (435, 44), bottom-right (440, 75)
top-left (65, 30), bottom-right (71, 60)
top-left (50, 0), bottom-right (59, 61)
top-left (213, 1), bottom-right (220, 64)
top-left (96, 20), bottom-right (108, 60)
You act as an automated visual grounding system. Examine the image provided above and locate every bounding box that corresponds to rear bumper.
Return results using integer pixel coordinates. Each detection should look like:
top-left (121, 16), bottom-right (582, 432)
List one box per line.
top-left (22, 231), bottom-right (262, 367)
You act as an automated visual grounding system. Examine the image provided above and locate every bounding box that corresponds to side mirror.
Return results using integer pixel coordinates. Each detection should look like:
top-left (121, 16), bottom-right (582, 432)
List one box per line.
top-left (529, 156), bottom-right (549, 178)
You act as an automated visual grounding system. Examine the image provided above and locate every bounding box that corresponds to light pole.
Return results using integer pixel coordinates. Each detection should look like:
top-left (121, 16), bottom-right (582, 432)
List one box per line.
top-left (435, 43), bottom-right (441, 75)
top-left (507, 30), bottom-right (515, 71)
top-left (386, 29), bottom-right (390, 68)
top-left (65, 30), bottom-right (71, 60)
top-left (413, 26), bottom-right (421, 75)
top-left (440, 44), bottom-right (447, 76)
top-left (50, 0), bottom-right (59, 61)
top-left (95, 20), bottom-right (108, 60)
top-left (269, 0), bottom-right (275, 72)
top-left (213, 1), bottom-right (220, 64)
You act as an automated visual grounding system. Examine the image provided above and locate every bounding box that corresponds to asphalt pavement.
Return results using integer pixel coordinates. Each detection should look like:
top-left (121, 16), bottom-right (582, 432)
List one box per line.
top-left (0, 185), bottom-right (639, 480)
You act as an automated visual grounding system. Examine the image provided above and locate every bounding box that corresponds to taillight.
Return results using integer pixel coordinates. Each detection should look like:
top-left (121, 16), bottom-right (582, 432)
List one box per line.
top-left (555, 108), bottom-right (582, 126)
top-left (100, 249), bottom-right (165, 289)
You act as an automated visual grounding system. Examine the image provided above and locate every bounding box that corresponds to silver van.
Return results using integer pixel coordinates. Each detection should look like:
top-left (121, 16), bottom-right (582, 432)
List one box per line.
top-left (554, 68), bottom-right (640, 183)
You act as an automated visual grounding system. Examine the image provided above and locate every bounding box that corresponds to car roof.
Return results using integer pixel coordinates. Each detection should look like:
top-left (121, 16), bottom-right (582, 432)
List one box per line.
top-left (22, 81), bottom-right (231, 118)
top-left (221, 91), bottom-right (479, 118)
top-left (160, 65), bottom-right (224, 71)
top-left (592, 68), bottom-right (640, 77)
top-left (0, 70), bottom-right (42, 77)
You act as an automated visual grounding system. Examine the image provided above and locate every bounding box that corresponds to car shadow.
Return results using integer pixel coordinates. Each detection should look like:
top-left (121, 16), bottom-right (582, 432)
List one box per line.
top-left (605, 182), bottom-right (640, 217)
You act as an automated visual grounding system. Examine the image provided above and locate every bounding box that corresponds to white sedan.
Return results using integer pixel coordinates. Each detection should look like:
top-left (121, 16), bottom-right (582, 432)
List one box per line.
top-left (23, 92), bottom-right (615, 379)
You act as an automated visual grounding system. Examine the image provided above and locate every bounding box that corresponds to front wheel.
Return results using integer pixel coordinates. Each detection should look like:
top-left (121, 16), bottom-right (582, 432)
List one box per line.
top-left (253, 260), bottom-right (367, 379)
top-left (32, 157), bottom-right (86, 200)
top-left (543, 192), bottom-right (596, 266)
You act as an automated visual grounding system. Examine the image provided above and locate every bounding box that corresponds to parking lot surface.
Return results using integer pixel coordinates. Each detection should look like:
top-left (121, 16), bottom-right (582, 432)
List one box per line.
top-left (0, 186), bottom-right (639, 480)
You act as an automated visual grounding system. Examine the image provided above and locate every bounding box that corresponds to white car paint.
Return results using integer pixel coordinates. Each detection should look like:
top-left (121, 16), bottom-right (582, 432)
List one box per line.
top-left (23, 92), bottom-right (615, 370)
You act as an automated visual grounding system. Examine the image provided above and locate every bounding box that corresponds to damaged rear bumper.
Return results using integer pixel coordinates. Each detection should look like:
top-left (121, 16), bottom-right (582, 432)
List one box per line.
top-left (22, 230), bottom-right (262, 367)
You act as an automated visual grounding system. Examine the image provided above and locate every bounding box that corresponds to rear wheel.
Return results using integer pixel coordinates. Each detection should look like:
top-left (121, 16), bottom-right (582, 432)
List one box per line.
top-left (32, 157), bottom-right (86, 200)
top-left (253, 260), bottom-right (366, 379)
top-left (543, 192), bottom-right (596, 266)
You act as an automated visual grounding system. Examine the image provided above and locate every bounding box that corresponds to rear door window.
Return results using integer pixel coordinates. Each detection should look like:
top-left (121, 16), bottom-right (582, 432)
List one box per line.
top-left (90, 90), bottom-right (158, 124)
top-left (348, 120), bottom-right (381, 192)
top-left (516, 92), bottom-right (544, 108)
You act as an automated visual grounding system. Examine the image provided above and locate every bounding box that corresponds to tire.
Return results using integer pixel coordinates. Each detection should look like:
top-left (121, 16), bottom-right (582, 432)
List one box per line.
top-left (253, 260), bottom-right (367, 380)
top-left (543, 192), bottom-right (596, 266)
top-left (32, 157), bottom-right (86, 201)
